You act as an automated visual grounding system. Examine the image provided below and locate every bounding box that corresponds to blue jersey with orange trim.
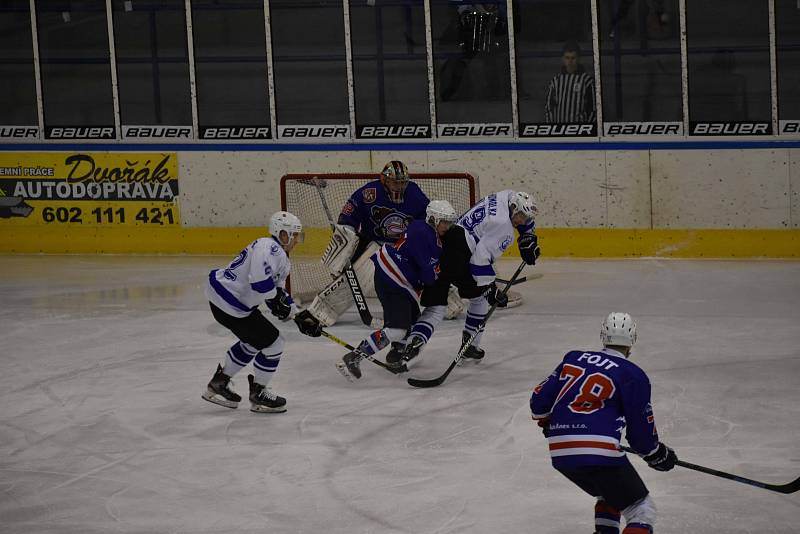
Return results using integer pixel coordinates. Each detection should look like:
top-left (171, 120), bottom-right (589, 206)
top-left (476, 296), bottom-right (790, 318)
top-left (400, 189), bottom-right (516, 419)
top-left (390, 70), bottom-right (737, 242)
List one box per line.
top-left (529, 348), bottom-right (661, 469)
top-left (372, 219), bottom-right (442, 300)
top-left (338, 180), bottom-right (429, 243)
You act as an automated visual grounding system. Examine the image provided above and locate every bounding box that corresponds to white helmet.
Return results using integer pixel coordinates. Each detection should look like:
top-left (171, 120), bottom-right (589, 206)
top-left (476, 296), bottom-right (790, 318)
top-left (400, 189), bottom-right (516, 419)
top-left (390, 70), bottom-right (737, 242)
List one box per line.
top-left (425, 199), bottom-right (457, 229)
top-left (601, 312), bottom-right (637, 348)
top-left (509, 191), bottom-right (538, 223)
top-left (269, 211), bottom-right (304, 245)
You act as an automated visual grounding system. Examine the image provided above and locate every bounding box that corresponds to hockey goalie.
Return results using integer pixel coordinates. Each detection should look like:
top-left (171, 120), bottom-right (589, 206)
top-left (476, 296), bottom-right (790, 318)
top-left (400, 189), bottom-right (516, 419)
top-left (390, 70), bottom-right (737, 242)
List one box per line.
top-left (307, 161), bottom-right (430, 326)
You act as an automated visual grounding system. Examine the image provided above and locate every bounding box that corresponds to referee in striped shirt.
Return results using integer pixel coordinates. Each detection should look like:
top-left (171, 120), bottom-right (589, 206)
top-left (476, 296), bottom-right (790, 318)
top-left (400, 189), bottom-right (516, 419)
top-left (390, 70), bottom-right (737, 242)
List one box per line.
top-left (545, 42), bottom-right (596, 124)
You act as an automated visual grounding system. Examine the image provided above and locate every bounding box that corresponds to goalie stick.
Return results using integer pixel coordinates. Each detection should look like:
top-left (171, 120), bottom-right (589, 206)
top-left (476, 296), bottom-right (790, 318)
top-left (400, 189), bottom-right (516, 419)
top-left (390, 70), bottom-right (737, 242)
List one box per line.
top-left (620, 446), bottom-right (800, 494)
top-left (407, 260), bottom-right (527, 388)
top-left (320, 330), bottom-right (401, 375)
top-left (307, 176), bottom-right (373, 326)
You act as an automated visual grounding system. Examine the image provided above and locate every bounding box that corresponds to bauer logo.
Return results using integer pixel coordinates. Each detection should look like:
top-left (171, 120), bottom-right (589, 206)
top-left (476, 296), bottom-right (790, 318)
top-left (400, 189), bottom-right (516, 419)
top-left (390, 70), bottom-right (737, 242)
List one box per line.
top-left (46, 126), bottom-right (115, 139)
top-left (520, 123), bottom-right (596, 137)
top-left (357, 124), bottom-right (430, 139)
top-left (779, 121), bottom-right (800, 135)
top-left (200, 126), bottom-right (271, 140)
top-left (690, 122), bottom-right (771, 136)
top-left (0, 126), bottom-right (38, 140)
top-left (604, 122), bottom-right (682, 136)
top-left (437, 123), bottom-right (513, 138)
top-left (279, 125), bottom-right (350, 139)
top-left (123, 126), bottom-right (193, 139)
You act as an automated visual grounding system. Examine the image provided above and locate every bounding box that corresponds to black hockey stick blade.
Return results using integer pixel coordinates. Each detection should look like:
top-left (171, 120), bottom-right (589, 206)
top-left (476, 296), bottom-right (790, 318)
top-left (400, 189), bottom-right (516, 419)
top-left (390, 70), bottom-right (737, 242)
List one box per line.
top-left (407, 261), bottom-right (527, 388)
top-left (621, 446), bottom-right (800, 494)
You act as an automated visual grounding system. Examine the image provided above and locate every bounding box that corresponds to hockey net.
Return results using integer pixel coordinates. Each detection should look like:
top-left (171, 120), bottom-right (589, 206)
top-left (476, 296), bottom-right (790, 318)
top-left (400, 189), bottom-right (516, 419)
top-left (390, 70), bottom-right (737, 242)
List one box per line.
top-left (281, 173), bottom-right (478, 303)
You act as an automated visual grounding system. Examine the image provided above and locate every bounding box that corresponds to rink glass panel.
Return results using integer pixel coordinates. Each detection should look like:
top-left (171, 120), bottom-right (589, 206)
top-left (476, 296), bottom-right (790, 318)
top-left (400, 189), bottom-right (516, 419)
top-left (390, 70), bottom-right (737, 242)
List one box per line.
top-left (686, 0), bottom-right (771, 124)
top-left (35, 0), bottom-right (115, 128)
top-left (512, 0), bottom-right (595, 124)
top-left (430, 0), bottom-right (512, 125)
top-left (349, 0), bottom-right (430, 129)
top-left (191, 0), bottom-right (271, 127)
top-left (776, 0), bottom-right (800, 122)
top-left (0, 0), bottom-right (37, 125)
top-left (111, 0), bottom-right (192, 126)
top-left (597, 0), bottom-right (682, 122)
top-left (270, 0), bottom-right (349, 125)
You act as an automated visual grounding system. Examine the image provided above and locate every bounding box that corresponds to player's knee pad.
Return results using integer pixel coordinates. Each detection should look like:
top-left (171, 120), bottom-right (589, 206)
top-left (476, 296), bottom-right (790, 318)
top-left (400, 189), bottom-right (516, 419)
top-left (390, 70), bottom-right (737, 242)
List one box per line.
top-left (261, 335), bottom-right (285, 357)
top-left (622, 495), bottom-right (656, 529)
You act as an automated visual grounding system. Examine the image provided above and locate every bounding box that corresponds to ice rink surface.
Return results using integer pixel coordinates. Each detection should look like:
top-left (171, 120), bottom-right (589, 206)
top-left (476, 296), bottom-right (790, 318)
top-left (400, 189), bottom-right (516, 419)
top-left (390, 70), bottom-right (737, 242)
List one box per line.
top-left (1, 255), bottom-right (799, 534)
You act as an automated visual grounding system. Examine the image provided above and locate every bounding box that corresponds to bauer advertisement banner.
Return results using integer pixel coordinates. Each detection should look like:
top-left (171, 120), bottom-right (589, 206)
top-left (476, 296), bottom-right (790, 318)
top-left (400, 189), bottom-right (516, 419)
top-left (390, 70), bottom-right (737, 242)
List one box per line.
top-left (0, 153), bottom-right (179, 227)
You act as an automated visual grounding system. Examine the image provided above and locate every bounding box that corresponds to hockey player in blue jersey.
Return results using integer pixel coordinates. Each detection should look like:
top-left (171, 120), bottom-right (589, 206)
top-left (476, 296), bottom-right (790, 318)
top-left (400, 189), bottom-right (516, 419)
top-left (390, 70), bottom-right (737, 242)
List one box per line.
top-left (309, 160), bottom-right (431, 326)
top-left (335, 200), bottom-right (457, 381)
top-left (202, 211), bottom-right (323, 413)
top-left (389, 190), bottom-right (540, 369)
top-left (530, 313), bottom-right (677, 534)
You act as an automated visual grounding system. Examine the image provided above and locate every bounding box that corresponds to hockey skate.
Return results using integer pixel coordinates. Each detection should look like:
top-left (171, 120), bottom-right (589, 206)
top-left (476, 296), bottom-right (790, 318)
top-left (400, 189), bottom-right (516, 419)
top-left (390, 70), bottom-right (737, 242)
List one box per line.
top-left (201, 364), bottom-right (241, 409)
top-left (387, 337), bottom-right (425, 373)
top-left (247, 374), bottom-right (287, 413)
top-left (336, 351), bottom-right (363, 381)
top-left (457, 332), bottom-right (485, 365)
top-left (384, 342), bottom-right (407, 368)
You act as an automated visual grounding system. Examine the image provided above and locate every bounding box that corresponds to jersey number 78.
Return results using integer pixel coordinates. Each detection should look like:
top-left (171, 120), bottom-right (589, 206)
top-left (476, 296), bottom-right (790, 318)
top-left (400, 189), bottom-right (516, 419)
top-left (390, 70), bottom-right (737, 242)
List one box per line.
top-left (555, 364), bottom-right (616, 415)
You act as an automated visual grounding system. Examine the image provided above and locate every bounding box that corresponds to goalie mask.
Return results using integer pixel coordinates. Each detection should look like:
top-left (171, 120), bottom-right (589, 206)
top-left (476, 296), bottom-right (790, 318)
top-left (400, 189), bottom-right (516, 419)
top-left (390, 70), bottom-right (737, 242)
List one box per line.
top-left (509, 191), bottom-right (538, 226)
top-left (601, 312), bottom-right (637, 348)
top-left (269, 210), bottom-right (304, 249)
top-left (425, 199), bottom-right (457, 233)
top-left (380, 160), bottom-right (410, 203)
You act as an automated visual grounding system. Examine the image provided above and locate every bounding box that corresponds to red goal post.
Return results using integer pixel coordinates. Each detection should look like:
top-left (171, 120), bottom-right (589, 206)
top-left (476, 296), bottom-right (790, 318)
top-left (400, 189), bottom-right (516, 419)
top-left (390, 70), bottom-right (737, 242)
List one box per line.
top-left (280, 172), bottom-right (478, 301)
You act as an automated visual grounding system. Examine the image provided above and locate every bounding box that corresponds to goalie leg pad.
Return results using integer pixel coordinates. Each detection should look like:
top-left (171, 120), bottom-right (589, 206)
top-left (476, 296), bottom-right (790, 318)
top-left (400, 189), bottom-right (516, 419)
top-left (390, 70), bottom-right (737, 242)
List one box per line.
top-left (307, 275), bottom-right (352, 327)
top-left (445, 285), bottom-right (467, 320)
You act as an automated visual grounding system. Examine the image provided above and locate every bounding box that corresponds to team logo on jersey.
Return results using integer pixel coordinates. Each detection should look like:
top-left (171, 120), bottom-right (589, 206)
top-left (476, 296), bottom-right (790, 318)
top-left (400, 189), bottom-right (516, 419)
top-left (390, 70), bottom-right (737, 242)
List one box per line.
top-left (363, 187), bottom-right (377, 203)
top-left (341, 200), bottom-right (355, 216)
top-left (270, 243), bottom-right (280, 255)
top-left (371, 206), bottom-right (410, 239)
top-left (500, 235), bottom-right (512, 251)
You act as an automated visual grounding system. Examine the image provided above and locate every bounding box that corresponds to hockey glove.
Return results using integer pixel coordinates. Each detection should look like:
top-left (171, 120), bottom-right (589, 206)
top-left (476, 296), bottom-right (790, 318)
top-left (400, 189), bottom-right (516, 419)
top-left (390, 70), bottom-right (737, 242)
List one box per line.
top-left (643, 442), bottom-right (677, 472)
top-left (294, 309), bottom-right (322, 337)
top-left (483, 282), bottom-right (508, 308)
top-left (266, 288), bottom-right (293, 320)
top-left (518, 232), bottom-right (540, 265)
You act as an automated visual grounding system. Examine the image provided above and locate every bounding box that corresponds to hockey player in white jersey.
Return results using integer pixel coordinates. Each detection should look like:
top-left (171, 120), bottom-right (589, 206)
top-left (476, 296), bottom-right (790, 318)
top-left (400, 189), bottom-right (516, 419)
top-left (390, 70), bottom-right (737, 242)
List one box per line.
top-left (394, 190), bottom-right (540, 369)
top-left (202, 211), bottom-right (322, 413)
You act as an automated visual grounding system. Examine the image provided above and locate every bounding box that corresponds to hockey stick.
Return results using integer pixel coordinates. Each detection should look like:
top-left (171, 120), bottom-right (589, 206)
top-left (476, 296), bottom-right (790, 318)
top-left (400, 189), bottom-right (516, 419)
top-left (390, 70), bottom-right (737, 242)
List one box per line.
top-left (308, 176), bottom-right (373, 326)
top-left (407, 260), bottom-right (527, 388)
top-left (320, 330), bottom-right (400, 374)
top-left (620, 446), bottom-right (800, 494)
top-left (495, 276), bottom-right (527, 286)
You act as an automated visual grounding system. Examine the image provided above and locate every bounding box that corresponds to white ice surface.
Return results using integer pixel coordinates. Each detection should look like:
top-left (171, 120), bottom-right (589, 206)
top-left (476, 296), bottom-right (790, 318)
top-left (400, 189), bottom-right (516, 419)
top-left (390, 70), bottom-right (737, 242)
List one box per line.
top-left (1, 256), bottom-right (798, 534)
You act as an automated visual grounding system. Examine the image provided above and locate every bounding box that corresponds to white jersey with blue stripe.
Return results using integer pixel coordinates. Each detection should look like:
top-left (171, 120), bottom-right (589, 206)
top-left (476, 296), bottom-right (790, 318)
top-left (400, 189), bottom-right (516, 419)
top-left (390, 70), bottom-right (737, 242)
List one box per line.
top-left (457, 190), bottom-right (518, 286)
top-left (206, 236), bottom-right (291, 318)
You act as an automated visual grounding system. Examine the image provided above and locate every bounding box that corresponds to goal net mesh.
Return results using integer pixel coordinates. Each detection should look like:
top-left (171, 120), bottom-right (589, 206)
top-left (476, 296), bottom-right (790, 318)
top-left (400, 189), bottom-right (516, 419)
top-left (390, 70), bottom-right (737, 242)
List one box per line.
top-left (281, 173), bottom-right (478, 302)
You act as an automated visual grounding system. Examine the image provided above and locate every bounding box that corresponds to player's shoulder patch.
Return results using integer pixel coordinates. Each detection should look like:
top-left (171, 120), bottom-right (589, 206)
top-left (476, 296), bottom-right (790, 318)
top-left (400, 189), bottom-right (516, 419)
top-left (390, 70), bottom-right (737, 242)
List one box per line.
top-left (499, 234), bottom-right (513, 251)
top-left (341, 200), bottom-right (355, 216)
top-left (270, 242), bottom-right (281, 255)
top-left (363, 187), bottom-right (377, 203)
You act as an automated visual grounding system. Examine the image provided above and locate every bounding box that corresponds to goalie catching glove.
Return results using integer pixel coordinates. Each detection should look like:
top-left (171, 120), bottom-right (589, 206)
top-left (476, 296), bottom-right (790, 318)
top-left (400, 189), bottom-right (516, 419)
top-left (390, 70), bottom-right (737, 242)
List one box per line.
top-left (322, 224), bottom-right (359, 276)
top-left (294, 309), bottom-right (322, 337)
top-left (518, 232), bottom-right (540, 265)
top-left (266, 287), bottom-right (293, 320)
